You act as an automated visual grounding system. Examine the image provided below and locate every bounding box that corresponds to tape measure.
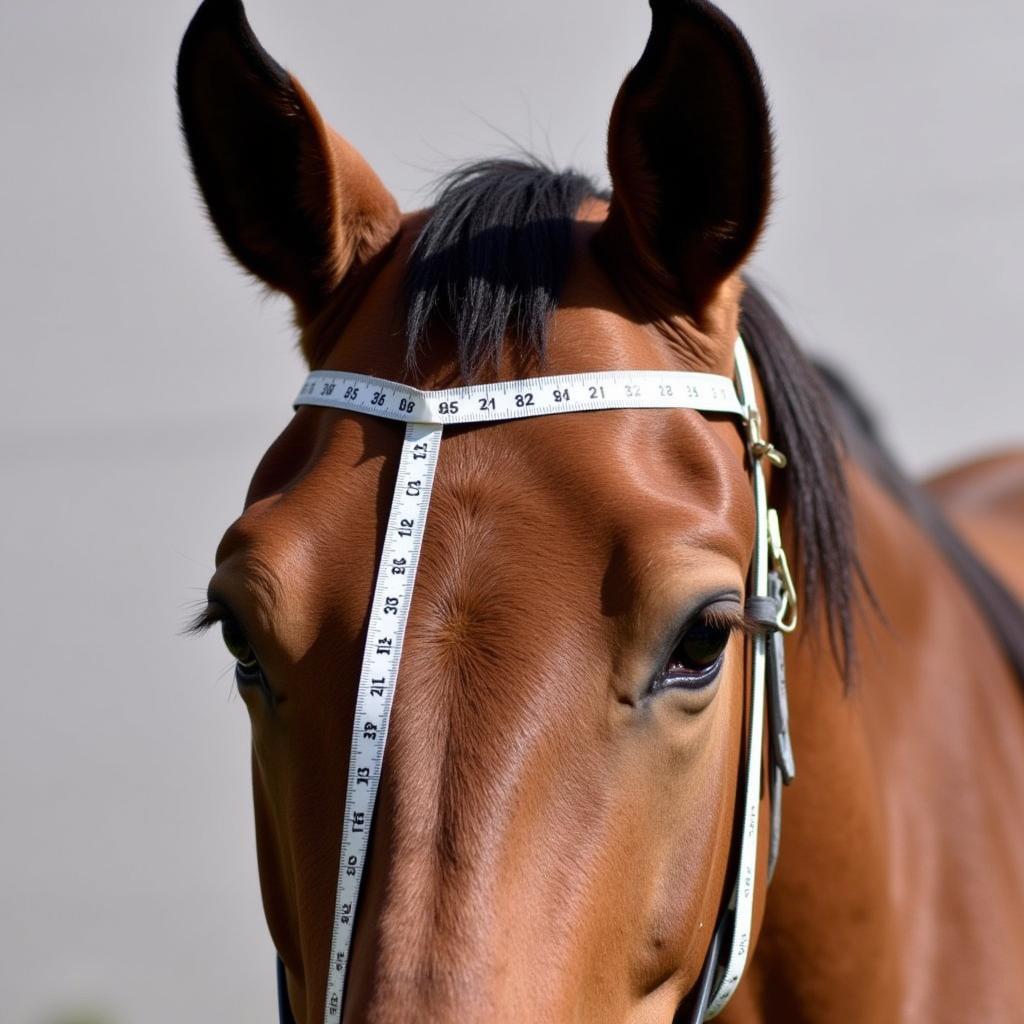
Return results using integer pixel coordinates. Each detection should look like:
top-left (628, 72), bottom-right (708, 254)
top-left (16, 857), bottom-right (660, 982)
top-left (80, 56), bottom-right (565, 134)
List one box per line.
top-left (293, 340), bottom-right (775, 1021)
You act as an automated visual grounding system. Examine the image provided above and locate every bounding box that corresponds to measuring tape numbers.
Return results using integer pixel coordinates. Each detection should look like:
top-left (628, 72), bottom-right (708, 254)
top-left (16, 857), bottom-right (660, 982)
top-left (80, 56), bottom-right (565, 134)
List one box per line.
top-left (319, 420), bottom-right (442, 1017)
top-left (293, 342), bottom-right (774, 1021)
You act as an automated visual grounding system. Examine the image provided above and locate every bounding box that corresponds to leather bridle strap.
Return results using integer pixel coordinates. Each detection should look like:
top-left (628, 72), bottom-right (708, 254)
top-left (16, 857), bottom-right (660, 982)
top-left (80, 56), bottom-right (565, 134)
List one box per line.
top-left (685, 341), bottom-right (799, 1020)
top-left (678, 571), bottom-right (796, 1024)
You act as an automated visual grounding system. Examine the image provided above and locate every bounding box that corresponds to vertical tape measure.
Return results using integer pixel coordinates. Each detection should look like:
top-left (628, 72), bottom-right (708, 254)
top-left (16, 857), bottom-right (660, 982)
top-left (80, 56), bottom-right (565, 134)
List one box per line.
top-left (291, 340), bottom-right (775, 1021)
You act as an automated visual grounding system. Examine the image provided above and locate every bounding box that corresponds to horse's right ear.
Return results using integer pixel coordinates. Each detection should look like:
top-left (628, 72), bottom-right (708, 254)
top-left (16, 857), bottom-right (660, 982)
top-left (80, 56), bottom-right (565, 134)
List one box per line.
top-left (177, 0), bottom-right (400, 322)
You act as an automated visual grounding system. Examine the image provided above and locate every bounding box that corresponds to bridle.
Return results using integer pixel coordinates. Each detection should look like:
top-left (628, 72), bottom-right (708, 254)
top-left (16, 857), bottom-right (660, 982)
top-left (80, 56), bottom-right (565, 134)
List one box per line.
top-left (273, 338), bottom-right (797, 1023)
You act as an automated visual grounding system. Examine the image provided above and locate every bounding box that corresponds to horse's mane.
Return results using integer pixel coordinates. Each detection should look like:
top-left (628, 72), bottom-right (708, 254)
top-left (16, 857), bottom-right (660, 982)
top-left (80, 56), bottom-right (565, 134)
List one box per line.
top-left (406, 158), bottom-right (1006, 683)
top-left (737, 285), bottom-right (861, 678)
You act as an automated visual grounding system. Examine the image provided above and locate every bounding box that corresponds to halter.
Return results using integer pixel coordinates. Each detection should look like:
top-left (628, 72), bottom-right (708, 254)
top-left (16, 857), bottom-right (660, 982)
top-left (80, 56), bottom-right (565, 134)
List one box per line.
top-left (277, 338), bottom-right (797, 1022)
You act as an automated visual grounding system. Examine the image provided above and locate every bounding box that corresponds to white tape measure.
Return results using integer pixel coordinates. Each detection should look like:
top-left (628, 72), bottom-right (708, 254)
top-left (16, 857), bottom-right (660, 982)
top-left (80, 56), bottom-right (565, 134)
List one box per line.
top-left (293, 340), bottom-right (775, 1021)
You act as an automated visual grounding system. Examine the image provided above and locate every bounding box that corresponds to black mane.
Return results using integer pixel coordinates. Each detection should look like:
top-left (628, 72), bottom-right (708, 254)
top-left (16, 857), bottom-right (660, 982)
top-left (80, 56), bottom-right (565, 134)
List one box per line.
top-left (738, 285), bottom-right (862, 676)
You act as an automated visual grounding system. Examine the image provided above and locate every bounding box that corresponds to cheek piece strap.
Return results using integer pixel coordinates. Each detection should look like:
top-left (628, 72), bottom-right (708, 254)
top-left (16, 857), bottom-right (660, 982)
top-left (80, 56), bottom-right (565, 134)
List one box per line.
top-left (275, 338), bottom-right (796, 1023)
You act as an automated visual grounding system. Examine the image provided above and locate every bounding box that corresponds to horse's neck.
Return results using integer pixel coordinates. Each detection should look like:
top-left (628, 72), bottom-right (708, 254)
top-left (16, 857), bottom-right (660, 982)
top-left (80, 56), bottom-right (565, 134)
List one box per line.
top-left (738, 458), bottom-right (1024, 1022)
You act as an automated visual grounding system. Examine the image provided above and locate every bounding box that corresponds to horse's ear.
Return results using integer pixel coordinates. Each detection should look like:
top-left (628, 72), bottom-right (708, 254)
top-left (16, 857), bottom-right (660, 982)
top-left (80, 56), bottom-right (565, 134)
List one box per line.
top-left (176, 0), bottom-right (400, 320)
top-left (600, 0), bottom-right (773, 317)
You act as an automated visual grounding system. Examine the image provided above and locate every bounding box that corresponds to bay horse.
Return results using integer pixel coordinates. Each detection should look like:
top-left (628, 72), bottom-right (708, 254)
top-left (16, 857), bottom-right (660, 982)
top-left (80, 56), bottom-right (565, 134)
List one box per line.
top-left (177, 0), bottom-right (1024, 1020)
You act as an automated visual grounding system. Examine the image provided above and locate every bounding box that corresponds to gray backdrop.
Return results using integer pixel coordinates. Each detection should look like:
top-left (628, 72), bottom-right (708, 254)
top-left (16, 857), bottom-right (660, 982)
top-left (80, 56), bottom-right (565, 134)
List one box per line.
top-left (1, 1), bottom-right (1021, 1021)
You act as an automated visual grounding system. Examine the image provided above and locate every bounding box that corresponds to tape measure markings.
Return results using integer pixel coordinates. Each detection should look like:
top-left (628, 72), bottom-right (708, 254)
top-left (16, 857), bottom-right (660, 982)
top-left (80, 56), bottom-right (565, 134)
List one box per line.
top-left (322, 421), bottom-right (442, 1019)
top-left (295, 369), bottom-right (744, 424)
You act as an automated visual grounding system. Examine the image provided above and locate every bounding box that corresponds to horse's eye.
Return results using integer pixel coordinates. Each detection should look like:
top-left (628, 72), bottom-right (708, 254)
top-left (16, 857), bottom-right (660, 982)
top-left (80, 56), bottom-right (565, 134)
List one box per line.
top-left (653, 617), bottom-right (732, 692)
top-left (221, 618), bottom-right (259, 673)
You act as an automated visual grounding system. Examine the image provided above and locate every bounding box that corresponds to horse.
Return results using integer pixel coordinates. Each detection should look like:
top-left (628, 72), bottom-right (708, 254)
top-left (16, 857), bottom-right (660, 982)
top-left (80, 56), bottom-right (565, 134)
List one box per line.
top-left (177, 0), bottom-right (1024, 1020)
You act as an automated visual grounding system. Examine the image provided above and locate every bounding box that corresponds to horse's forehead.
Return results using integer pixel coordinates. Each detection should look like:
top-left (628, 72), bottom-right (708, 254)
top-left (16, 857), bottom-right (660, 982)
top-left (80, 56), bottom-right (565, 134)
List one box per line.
top-left (410, 410), bottom-right (753, 666)
top-left (227, 396), bottom-right (752, 641)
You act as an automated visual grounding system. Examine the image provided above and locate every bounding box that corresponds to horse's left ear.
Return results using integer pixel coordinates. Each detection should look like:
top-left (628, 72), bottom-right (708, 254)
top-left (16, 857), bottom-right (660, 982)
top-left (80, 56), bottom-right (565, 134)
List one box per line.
top-left (599, 0), bottom-right (773, 318)
top-left (176, 0), bottom-right (400, 322)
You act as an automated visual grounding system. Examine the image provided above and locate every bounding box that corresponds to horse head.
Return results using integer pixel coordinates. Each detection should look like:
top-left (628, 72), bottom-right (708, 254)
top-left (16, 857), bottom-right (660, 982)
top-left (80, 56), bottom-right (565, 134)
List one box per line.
top-left (179, 1), bottom-right (780, 1019)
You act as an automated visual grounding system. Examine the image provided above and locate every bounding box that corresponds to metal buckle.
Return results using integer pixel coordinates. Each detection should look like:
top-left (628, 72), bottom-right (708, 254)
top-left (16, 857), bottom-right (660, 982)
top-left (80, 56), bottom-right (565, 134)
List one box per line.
top-left (746, 409), bottom-right (788, 469)
top-left (767, 510), bottom-right (798, 634)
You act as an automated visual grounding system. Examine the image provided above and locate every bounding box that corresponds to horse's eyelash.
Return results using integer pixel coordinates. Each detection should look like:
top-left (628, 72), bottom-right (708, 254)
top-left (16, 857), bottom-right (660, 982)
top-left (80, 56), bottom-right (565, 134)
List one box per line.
top-left (184, 604), bottom-right (224, 637)
top-left (701, 604), bottom-right (762, 638)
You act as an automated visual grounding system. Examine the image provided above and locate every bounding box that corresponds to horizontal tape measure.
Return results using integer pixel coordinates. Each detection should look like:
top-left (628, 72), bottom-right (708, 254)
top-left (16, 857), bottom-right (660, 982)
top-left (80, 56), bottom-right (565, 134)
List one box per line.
top-left (292, 341), bottom-right (770, 1022)
top-left (296, 367), bottom-right (745, 425)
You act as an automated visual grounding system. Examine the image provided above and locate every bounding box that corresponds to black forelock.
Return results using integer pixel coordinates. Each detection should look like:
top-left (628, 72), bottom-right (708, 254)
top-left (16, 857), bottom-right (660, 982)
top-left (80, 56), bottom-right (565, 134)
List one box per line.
top-left (404, 158), bottom-right (600, 378)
